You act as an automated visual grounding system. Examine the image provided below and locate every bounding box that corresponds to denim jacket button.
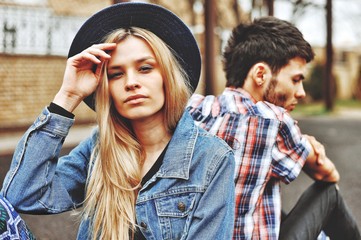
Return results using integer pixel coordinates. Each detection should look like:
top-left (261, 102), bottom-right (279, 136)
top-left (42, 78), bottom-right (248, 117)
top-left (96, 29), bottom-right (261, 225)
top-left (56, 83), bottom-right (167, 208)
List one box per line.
top-left (177, 202), bottom-right (186, 212)
top-left (39, 114), bottom-right (46, 122)
top-left (140, 222), bottom-right (147, 229)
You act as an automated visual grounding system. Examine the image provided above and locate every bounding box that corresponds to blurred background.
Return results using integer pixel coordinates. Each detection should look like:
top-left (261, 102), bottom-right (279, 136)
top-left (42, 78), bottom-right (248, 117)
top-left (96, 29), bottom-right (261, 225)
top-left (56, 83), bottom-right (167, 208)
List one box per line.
top-left (1, 0), bottom-right (361, 132)
top-left (0, 0), bottom-right (360, 239)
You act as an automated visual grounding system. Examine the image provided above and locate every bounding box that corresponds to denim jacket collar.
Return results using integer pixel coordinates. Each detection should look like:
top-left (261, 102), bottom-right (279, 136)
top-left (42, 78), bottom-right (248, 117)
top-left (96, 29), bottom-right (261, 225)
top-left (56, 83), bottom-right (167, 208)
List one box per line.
top-left (154, 111), bottom-right (197, 181)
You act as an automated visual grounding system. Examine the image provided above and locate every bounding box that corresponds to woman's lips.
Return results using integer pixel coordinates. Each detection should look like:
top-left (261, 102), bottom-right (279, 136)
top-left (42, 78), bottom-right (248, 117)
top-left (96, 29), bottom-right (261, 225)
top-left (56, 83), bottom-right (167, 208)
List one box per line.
top-left (124, 94), bottom-right (147, 104)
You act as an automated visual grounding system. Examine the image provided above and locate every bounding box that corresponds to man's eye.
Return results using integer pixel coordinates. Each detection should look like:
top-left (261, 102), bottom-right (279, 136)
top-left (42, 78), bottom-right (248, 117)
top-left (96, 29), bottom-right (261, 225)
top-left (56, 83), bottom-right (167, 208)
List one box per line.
top-left (293, 75), bottom-right (305, 83)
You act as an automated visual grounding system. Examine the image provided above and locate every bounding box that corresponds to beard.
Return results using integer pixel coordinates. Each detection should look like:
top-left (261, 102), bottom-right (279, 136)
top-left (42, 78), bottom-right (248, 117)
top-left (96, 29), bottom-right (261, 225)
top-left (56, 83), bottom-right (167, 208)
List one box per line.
top-left (263, 76), bottom-right (287, 108)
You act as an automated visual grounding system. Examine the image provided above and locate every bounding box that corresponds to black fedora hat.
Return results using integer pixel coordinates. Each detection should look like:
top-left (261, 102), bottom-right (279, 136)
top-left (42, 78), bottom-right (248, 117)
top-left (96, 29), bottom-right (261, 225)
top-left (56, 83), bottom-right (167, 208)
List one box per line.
top-left (68, 2), bottom-right (201, 110)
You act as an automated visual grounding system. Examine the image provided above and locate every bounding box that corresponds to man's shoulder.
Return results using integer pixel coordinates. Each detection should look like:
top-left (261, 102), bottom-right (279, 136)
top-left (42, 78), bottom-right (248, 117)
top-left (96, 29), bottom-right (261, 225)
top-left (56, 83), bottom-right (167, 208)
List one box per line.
top-left (187, 93), bottom-right (219, 118)
top-left (190, 93), bottom-right (207, 101)
top-left (255, 101), bottom-right (288, 121)
top-left (188, 90), bottom-right (293, 123)
top-left (188, 93), bottom-right (215, 106)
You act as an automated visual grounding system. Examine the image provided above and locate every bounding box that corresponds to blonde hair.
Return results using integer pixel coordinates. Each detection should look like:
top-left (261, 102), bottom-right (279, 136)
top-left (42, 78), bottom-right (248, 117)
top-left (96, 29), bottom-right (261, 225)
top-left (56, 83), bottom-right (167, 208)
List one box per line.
top-left (82, 27), bottom-right (191, 240)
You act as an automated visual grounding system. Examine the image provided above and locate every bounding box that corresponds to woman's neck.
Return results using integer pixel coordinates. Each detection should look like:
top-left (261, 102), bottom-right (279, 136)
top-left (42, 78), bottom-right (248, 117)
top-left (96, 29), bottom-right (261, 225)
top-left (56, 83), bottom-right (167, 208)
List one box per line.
top-left (131, 116), bottom-right (171, 177)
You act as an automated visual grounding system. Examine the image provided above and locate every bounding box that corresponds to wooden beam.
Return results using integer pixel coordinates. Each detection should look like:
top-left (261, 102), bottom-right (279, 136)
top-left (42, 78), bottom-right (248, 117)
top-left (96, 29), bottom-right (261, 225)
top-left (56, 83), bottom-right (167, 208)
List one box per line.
top-left (204, 0), bottom-right (216, 95)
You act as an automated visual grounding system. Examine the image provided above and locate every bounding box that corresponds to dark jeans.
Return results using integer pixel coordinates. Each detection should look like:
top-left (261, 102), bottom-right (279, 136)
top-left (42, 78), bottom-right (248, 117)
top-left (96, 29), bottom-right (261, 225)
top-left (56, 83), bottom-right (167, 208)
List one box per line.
top-left (280, 182), bottom-right (361, 240)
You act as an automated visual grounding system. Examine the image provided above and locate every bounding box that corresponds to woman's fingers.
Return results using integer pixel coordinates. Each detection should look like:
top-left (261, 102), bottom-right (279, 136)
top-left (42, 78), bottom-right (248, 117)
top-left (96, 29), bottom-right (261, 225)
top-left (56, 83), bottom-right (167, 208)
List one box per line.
top-left (70, 43), bottom-right (116, 67)
top-left (55, 43), bottom-right (117, 112)
top-left (87, 43), bottom-right (117, 60)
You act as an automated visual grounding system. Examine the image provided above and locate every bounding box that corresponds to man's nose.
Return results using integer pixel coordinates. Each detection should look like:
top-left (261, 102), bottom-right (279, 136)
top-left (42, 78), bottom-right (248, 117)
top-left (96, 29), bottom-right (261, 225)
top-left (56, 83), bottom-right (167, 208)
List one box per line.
top-left (295, 83), bottom-right (306, 99)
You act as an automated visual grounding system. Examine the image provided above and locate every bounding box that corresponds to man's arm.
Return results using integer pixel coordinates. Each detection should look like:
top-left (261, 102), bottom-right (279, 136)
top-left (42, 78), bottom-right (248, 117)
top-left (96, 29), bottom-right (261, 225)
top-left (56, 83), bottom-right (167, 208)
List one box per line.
top-left (302, 134), bottom-right (340, 182)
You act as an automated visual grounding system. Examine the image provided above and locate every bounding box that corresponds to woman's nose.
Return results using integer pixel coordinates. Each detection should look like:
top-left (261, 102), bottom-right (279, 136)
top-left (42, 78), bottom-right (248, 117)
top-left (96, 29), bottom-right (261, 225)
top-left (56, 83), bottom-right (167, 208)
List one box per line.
top-left (125, 73), bottom-right (141, 91)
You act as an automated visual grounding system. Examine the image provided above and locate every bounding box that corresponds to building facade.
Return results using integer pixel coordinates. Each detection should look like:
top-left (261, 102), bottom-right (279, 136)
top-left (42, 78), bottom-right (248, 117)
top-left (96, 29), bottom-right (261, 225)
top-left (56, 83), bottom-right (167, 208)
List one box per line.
top-left (1, 0), bottom-right (360, 132)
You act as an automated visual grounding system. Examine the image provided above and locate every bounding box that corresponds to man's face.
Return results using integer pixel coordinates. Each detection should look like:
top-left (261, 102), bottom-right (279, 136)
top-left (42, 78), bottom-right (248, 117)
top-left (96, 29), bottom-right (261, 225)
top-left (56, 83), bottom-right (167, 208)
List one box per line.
top-left (263, 57), bottom-right (307, 111)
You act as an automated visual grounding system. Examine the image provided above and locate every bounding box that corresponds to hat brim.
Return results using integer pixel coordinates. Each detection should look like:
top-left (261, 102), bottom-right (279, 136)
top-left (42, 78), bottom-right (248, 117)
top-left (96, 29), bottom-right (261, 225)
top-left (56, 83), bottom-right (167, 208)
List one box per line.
top-left (68, 2), bottom-right (201, 110)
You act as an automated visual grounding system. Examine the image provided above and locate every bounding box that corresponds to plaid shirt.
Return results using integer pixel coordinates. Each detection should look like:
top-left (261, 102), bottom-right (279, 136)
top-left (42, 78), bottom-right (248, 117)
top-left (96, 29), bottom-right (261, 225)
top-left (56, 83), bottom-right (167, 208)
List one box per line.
top-left (187, 88), bottom-right (311, 240)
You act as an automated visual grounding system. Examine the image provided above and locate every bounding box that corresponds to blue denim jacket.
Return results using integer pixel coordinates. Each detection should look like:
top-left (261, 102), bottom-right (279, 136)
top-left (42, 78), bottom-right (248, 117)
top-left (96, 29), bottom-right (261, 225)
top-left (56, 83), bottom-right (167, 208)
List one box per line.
top-left (1, 108), bottom-right (235, 239)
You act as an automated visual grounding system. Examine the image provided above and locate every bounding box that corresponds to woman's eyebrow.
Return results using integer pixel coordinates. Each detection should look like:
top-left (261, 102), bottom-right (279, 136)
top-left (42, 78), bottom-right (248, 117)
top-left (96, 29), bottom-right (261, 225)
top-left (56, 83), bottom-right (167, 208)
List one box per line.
top-left (108, 56), bottom-right (156, 69)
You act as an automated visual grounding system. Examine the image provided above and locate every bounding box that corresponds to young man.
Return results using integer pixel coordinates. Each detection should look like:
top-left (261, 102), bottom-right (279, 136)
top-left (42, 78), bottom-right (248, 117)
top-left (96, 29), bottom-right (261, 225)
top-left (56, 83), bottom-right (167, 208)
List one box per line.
top-left (187, 16), bottom-right (360, 240)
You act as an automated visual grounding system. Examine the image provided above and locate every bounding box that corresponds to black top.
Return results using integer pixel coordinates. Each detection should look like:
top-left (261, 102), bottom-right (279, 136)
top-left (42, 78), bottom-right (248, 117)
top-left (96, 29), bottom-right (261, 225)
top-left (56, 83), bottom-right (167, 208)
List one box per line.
top-left (48, 102), bottom-right (75, 119)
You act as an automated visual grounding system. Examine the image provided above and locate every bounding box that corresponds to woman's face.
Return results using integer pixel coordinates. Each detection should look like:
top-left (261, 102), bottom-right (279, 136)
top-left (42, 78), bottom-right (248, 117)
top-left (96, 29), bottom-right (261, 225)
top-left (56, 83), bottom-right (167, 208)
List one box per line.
top-left (107, 36), bottom-right (165, 121)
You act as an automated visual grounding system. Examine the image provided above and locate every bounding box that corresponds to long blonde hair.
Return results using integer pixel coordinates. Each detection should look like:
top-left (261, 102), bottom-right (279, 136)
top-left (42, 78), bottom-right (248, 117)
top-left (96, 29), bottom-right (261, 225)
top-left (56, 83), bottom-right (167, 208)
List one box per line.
top-left (82, 27), bottom-right (192, 240)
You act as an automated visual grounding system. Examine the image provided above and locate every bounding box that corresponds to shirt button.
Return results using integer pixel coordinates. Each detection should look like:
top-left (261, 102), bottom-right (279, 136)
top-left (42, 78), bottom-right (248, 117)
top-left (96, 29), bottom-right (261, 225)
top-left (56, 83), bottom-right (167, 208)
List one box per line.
top-left (178, 202), bottom-right (186, 212)
top-left (140, 222), bottom-right (147, 229)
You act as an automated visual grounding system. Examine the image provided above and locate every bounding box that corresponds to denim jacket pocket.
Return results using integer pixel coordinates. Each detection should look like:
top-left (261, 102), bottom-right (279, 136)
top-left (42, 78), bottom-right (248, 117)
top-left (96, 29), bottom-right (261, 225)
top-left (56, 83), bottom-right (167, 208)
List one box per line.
top-left (155, 192), bottom-right (197, 239)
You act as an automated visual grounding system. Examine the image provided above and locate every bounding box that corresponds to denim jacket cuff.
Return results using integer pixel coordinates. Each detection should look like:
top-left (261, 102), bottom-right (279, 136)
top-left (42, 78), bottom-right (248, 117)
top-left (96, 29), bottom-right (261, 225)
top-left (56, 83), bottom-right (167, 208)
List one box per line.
top-left (33, 107), bottom-right (75, 137)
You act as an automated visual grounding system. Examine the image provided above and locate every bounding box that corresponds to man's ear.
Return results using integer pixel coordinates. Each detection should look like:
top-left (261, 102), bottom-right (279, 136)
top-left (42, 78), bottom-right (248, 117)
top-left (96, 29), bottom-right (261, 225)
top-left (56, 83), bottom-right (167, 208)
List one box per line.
top-left (250, 63), bottom-right (271, 87)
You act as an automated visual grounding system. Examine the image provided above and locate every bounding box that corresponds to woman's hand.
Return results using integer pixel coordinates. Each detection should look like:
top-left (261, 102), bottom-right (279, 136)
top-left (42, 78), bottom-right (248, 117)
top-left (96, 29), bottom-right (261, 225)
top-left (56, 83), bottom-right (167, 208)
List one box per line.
top-left (53, 43), bottom-right (117, 112)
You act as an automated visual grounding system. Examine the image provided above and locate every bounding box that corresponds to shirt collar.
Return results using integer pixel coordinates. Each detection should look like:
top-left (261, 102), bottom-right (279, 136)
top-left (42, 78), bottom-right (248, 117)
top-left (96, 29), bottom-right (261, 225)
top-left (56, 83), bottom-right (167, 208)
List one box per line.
top-left (224, 87), bottom-right (257, 104)
top-left (156, 111), bottom-right (197, 180)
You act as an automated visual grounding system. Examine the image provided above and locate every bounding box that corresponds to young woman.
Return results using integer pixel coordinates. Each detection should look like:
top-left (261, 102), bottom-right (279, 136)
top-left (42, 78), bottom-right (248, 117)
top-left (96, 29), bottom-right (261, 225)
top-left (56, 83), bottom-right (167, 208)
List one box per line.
top-left (1, 3), bottom-right (235, 240)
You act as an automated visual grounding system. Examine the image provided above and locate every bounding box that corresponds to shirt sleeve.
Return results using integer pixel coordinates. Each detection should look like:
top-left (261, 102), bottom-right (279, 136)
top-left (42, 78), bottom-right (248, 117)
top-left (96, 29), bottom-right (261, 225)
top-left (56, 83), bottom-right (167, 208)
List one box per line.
top-left (271, 113), bottom-right (311, 184)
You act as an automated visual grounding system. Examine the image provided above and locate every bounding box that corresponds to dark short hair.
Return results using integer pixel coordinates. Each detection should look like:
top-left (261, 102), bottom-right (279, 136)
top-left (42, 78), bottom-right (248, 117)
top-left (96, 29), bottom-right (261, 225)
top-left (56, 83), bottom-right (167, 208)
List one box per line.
top-left (223, 16), bottom-right (315, 88)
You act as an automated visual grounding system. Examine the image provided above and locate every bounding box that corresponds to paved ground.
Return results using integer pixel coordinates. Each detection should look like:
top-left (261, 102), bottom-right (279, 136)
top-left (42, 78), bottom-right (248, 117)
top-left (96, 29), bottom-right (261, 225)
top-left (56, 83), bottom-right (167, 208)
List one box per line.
top-left (282, 114), bottom-right (361, 228)
top-left (0, 112), bottom-right (360, 239)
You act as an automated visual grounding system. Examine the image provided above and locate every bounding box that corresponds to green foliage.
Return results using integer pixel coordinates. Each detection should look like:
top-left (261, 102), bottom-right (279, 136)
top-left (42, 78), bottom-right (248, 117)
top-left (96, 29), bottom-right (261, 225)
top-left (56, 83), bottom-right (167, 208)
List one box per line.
top-left (292, 99), bottom-right (361, 117)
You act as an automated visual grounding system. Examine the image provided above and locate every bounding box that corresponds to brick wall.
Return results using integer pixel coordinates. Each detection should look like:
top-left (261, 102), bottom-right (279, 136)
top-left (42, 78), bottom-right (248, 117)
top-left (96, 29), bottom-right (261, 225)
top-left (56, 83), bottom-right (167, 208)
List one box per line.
top-left (0, 54), bottom-right (95, 131)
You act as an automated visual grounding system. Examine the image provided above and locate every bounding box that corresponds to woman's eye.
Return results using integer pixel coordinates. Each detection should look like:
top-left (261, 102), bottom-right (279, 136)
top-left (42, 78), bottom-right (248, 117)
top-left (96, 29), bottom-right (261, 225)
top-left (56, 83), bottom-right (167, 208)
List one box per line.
top-left (108, 72), bottom-right (124, 79)
top-left (139, 65), bottom-right (153, 72)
